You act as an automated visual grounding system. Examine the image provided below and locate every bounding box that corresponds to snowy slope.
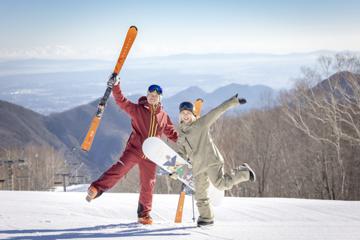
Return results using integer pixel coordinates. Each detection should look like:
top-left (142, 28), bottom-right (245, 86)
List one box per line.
top-left (1, 191), bottom-right (360, 240)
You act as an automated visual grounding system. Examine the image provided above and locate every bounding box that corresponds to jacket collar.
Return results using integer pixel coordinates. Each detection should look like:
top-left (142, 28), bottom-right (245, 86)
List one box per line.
top-left (179, 121), bottom-right (194, 132)
top-left (138, 96), bottom-right (163, 113)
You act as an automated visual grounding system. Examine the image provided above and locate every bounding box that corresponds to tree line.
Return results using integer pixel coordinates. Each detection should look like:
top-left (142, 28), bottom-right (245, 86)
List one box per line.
top-left (212, 52), bottom-right (360, 200)
top-left (0, 144), bottom-right (87, 191)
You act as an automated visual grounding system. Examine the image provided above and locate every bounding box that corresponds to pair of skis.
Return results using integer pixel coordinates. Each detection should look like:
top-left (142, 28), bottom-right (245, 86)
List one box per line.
top-left (81, 26), bottom-right (138, 152)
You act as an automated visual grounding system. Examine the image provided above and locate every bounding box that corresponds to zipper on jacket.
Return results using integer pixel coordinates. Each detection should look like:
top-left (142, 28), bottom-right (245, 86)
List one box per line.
top-left (143, 105), bottom-right (158, 160)
top-left (185, 137), bottom-right (193, 150)
top-left (148, 105), bottom-right (158, 137)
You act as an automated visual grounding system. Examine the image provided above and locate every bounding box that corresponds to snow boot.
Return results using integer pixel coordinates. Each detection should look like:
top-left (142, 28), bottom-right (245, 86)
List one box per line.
top-left (197, 219), bottom-right (214, 227)
top-left (138, 215), bottom-right (153, 225)
top-left (238, 163), bottom-right (256, 182)
top-left (86, 186), bottom-right (102, 202)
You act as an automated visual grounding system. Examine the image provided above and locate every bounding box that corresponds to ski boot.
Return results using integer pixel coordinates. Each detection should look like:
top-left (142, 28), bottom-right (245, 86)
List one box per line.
top-left (138, 214), bottom-right (153, 225)
top-left (86, 186), bottom-right (102, 202)
top-left (238, 163), bottom-right (256, 182)
top-left (197, 219), bottom-right (214, 227)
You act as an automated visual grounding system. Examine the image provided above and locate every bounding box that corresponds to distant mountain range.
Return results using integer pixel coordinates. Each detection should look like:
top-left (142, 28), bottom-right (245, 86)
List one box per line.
top-left (0, 82), bottom-right (276, 180)
top-left (45, 98), bottom-right (131, 176)
top-left (161, 84), bottom-right (276, 118)
top-left (0, 51), bottom-right (337, 115)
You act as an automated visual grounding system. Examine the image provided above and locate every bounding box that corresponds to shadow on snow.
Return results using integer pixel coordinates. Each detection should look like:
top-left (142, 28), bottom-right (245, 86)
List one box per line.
top-left (1, 222), bottom-right (197, 239)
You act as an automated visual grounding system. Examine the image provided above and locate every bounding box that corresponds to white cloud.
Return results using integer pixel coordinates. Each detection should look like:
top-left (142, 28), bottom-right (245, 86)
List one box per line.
top-left (0, 45), bottom-right (115, 60)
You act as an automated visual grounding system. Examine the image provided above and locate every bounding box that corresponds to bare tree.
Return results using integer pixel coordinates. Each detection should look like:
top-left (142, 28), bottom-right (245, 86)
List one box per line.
top-left (0, 144), bottom-right (68, 191)
top-left (318, 55), bottom-right (333, 79)
top-left (282, 54), bottom-right (360, 199)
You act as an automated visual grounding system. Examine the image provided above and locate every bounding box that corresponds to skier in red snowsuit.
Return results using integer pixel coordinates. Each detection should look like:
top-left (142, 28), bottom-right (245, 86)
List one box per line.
top-left (86, 76), bottom-right (178, 225)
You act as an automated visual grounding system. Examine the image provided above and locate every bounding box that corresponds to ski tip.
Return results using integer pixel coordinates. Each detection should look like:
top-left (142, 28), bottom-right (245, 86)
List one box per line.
top-left (196, 98), bottom-right (204, 102)
top-left (130, 25), bottom-right (138, 31)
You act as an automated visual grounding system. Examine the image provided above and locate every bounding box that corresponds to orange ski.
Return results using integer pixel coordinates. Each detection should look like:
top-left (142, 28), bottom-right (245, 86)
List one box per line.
top-left (175, 191), bottom-right (186, 223)
top-left (81, 26), bottom-right (137, 152)
top-left (194, 98), bottom-right (204, 118)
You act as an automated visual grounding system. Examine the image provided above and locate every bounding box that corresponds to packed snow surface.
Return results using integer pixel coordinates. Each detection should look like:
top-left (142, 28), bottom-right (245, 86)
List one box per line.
top-left (1, 190), bottom-right (360, 240)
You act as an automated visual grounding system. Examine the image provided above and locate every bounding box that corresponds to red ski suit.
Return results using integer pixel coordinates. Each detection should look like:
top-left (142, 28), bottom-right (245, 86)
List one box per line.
top-left (91, 84), bottom-right (178, 217)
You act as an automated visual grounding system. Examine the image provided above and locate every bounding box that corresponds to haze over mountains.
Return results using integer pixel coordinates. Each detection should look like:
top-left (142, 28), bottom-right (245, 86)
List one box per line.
top-left (0, 51), bottom-right (329, 114)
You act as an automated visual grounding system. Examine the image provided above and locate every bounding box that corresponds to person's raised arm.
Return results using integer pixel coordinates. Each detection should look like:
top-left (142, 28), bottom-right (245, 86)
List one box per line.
top-left (109, 76), bottom-right (136, 116)
top-left (197, 94), bottom-right (246, 128)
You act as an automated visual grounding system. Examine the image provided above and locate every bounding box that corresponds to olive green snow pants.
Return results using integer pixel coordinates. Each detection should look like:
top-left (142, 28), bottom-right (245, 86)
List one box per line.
top-left (194, 163), bottom-right (250, 222)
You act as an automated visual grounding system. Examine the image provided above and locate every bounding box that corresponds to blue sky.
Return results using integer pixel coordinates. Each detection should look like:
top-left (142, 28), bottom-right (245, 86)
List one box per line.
top-left (0, 0), bottom-right (359, 59)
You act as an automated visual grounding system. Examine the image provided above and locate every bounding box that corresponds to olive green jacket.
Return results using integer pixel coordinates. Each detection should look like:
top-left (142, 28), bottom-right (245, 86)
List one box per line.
top-left (177, 95), bottom-right (239, 177)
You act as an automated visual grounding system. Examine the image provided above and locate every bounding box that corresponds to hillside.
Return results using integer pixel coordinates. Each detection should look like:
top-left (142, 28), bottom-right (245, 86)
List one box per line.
top-left (314, 71), bottom-right (360, 97)
top-left (45, 98), bottom-right (131, 176)
top-left (0, 100), bottom-right (68, 151)
top-left (0, 98), bottom-right (176, 193)
top-left (0, 191), bottom-right (359, 240)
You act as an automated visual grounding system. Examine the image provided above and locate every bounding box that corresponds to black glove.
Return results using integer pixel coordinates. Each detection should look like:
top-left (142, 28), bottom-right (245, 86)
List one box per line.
top-left (238, 98), bottom-right (247, 104)
top-left (107, 74), bottom-right (120, 88)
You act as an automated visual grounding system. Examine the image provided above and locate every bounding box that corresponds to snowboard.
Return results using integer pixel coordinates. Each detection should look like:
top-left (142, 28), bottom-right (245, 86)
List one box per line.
top-left (142, 137), bottom-right (194, 191)
top-left (142, 137), bottom-right (224, 206)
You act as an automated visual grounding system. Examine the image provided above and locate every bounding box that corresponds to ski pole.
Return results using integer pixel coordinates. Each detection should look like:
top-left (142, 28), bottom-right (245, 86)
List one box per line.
top-left (192, 192), bottom-right (196, 222)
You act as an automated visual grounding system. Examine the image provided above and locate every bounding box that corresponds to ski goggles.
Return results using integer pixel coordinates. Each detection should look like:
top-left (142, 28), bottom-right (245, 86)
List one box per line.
top-left (148, 84), bottom-right (163, 95)
top-left (179, 101), bottom-right (194, 113)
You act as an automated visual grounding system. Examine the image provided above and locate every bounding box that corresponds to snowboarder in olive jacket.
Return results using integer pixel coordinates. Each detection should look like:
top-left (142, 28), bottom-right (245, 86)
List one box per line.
top-left (177, 95), bottom-right (256, 227)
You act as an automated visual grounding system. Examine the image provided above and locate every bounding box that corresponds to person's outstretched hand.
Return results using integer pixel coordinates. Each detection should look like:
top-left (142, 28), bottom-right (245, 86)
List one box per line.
top-left (107, 74), bottom-right (120, 88)
top-left (238, 98), bottom-right (247, 104)
top-left (169, 172), bottom-right (178, 180)
top-left (234, 93), bottom-right (247, 104)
